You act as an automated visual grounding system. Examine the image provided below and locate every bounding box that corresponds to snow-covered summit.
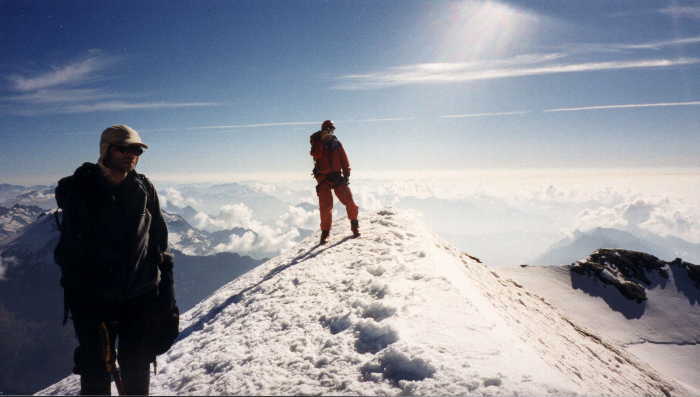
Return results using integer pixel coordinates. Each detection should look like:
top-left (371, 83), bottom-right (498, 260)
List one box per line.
top-left (40, 209), bottom-right (686, 396)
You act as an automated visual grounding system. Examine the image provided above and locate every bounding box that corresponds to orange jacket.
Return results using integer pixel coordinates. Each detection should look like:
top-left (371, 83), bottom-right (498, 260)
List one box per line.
top-left (310, 131), bottom-right (351, 177)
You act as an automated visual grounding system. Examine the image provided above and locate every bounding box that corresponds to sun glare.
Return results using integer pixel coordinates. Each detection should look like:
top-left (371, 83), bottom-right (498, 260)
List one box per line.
top-left (438, 0), bottom-right (538, 61)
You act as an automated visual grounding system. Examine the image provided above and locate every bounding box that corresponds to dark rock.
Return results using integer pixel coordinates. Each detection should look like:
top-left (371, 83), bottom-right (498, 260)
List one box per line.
top-left (671, 258), bottom-right (700, 287)
top-left (572, 249), bottom-right (700, 303)
top-left (571, 249), bottom-right (677, 302)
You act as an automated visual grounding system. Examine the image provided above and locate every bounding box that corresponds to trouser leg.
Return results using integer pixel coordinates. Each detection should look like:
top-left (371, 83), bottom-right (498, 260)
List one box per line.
top-left (119, 357), bottom-right (150, 395)
top-left (316, 182), bottom-right (334, 231)
top-left (69, 296), bottom-right (116, 396)
top-left (73, 320), bottom-right (116, 395)
top-left (333, 184), bottom-right (359, 221)
top-left (118, 291), bottom-right (156, 396)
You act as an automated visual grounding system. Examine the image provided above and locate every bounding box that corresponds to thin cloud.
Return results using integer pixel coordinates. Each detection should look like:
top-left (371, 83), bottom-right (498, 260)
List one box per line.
top-left (8, 54), bottom-right (114, 92)
top-left (544, 101), bottom-right (700, 113)
top-left (441, 111), bottom-right (529, 119)
top-left (659, 6), bottom-right (700, 19)
top-left (190, 121), bottom-right (319, 130)
top-left (351, 117), bottom-right (415, 122)
top-left (550, 36), bottom-right (700, 56)
top-left (4, 51), bottom-right (219, 115)
top-left (616, 36), bottom-right (700, 50)
top-left (7, 88), bottom-right (120, 104)
top-left (188, 118), bottom-right (412, 130)
top-left (335, 55), bottom-right (700, 90)
top-left (62, 101), bottom-right (220, 113)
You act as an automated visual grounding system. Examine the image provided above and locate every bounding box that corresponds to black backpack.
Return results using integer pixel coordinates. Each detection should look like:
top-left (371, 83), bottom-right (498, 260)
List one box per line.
top-left (54, 163), bottom-right (103, 294)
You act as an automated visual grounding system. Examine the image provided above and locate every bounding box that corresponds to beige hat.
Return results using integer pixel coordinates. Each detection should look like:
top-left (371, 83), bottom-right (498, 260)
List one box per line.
top-left (98, 124), bottom-right (148, 165)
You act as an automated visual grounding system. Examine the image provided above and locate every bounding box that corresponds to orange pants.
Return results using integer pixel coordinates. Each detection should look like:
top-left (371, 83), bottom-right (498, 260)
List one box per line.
top-left (316, 181), bottom-right (359, 231)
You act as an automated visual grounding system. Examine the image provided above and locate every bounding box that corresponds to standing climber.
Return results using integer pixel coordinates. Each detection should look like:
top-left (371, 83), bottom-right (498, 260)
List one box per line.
top-left (310, 120), bottom-right (360, 244)
top-left (54, 125), bottom-right (176, 395)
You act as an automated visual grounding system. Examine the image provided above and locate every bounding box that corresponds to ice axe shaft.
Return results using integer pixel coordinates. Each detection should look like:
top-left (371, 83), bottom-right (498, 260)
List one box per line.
top-left (99, 322), bottom-right (125, 395)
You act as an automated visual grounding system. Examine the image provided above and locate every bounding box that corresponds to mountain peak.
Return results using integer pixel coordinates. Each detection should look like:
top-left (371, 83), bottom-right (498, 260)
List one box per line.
top-left (40, 209), bottom-right (685, 396)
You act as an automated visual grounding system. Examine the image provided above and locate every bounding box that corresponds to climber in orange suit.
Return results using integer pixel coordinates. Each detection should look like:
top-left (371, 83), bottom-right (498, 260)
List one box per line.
top-left (310, 120), bottom-right (359, 244)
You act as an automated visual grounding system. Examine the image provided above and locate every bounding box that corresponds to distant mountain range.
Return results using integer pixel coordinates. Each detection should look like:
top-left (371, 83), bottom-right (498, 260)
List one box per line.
top-left (0, 184), bottom-right (55, 210)
top-left (533, 227), bottom-right (700, 266)
top-left (163, 182), bottom-right (290, 224)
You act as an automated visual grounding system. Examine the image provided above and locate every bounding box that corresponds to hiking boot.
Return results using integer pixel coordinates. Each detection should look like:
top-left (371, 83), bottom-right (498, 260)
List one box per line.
top-left (351, 220), bottom-right (360, 238)
top-left (320, 230), bottom-right (330, 244)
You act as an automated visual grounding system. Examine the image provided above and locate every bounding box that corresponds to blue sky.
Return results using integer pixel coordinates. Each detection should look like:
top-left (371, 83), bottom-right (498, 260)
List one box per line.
top-left (1, 0), bottom-right (699, 184)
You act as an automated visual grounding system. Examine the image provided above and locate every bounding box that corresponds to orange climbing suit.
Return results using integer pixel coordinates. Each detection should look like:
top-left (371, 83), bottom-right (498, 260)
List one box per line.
top-left (310, 132), bottom-right (359, 231)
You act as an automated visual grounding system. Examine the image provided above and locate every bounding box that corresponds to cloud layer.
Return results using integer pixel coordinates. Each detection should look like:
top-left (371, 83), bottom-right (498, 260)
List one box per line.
top-left (152, 168), bottom-right (700, 266)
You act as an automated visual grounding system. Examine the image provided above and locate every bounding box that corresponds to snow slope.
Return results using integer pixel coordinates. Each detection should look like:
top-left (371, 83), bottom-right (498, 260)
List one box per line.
top-left (40, 209), bottom-right (685, 396)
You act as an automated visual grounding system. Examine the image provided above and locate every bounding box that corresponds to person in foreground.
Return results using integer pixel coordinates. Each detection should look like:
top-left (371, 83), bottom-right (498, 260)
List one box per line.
top-left (310, 120), bottom-right (360, 244)
top-left (54, 125), bottom-right (175, 395)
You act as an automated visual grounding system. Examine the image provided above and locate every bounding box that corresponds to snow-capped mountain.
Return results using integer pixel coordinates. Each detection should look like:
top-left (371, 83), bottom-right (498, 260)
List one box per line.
top-left (163, 210), bottom-right (264, 257)
top-left (502, 250), bottom-right (700, 395)
top-left (40, 209), bottom-right (690, 396)
top-left (0, 186), bottom-right (56, 210)
top-left (0, 204), bottom-right (45, 243)
top-left (533, 227), bottom-right (700, 266)
top-left (163, 211), bottom-right (218, 255)
top-left (162, 203), bottom-right (200, 227)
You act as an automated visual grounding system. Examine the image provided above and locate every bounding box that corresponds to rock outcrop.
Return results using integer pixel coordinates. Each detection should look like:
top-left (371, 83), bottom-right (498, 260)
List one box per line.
top-left (571, 249), bottom-right (699, 302)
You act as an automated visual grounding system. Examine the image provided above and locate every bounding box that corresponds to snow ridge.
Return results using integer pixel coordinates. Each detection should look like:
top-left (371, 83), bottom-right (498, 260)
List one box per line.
top-left (39, 209), bottom-right (685, 396)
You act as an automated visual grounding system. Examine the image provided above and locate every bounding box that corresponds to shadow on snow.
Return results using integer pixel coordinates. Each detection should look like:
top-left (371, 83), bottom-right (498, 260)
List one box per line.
top-left (178, 236), bottom-right (355, 340)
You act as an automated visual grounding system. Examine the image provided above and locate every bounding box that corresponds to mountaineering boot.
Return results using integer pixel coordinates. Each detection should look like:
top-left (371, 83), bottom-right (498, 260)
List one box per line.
top-left (351, 220), bottom-right (360, 238)
top-left (320, 230), bottom-right (330, 244)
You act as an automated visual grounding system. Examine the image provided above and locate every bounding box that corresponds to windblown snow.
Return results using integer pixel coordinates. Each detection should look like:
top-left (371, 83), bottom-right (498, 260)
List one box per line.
top-left (39, 210), bottom-right (686, 396)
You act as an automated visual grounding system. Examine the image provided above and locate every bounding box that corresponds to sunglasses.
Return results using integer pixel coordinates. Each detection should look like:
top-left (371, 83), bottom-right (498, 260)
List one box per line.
top-left (113, 145), bottom-right (144, 156)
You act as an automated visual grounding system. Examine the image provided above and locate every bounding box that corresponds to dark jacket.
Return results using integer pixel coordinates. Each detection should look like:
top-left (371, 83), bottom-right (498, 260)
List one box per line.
top-left (55, 163), bottom-right (168, 303)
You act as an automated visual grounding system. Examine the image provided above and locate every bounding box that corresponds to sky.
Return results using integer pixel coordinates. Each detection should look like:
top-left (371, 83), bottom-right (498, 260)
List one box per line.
top-left (1, 0), bottom-right (700, 184)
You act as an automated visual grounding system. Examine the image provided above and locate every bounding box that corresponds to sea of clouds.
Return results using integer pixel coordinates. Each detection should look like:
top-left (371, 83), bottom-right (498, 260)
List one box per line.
top-left (154, 169), bottom-right (700, 266)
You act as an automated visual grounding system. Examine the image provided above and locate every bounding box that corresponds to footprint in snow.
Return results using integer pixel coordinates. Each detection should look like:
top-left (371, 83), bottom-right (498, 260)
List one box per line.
top-left (354, 320), bottom-right (399, 354)
top-left (361, 302), bottom-right (396, 321)
top-left (360, 348), bottom-right (436, 385)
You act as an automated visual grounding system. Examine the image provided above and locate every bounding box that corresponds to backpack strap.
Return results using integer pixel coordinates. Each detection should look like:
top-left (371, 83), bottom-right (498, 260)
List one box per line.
top-left (134, 173), bottom-right (168, 256)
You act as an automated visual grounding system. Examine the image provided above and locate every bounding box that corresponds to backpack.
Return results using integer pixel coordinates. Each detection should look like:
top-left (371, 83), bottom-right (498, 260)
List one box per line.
top-left (148, 252), bottom-right (180, 357)
top-left (54, 163), bottom-right (102, 295)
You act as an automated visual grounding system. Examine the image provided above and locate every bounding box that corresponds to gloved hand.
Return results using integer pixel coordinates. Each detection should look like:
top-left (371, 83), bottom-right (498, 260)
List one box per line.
top-left (160, 251), bottom-right (174, 271)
